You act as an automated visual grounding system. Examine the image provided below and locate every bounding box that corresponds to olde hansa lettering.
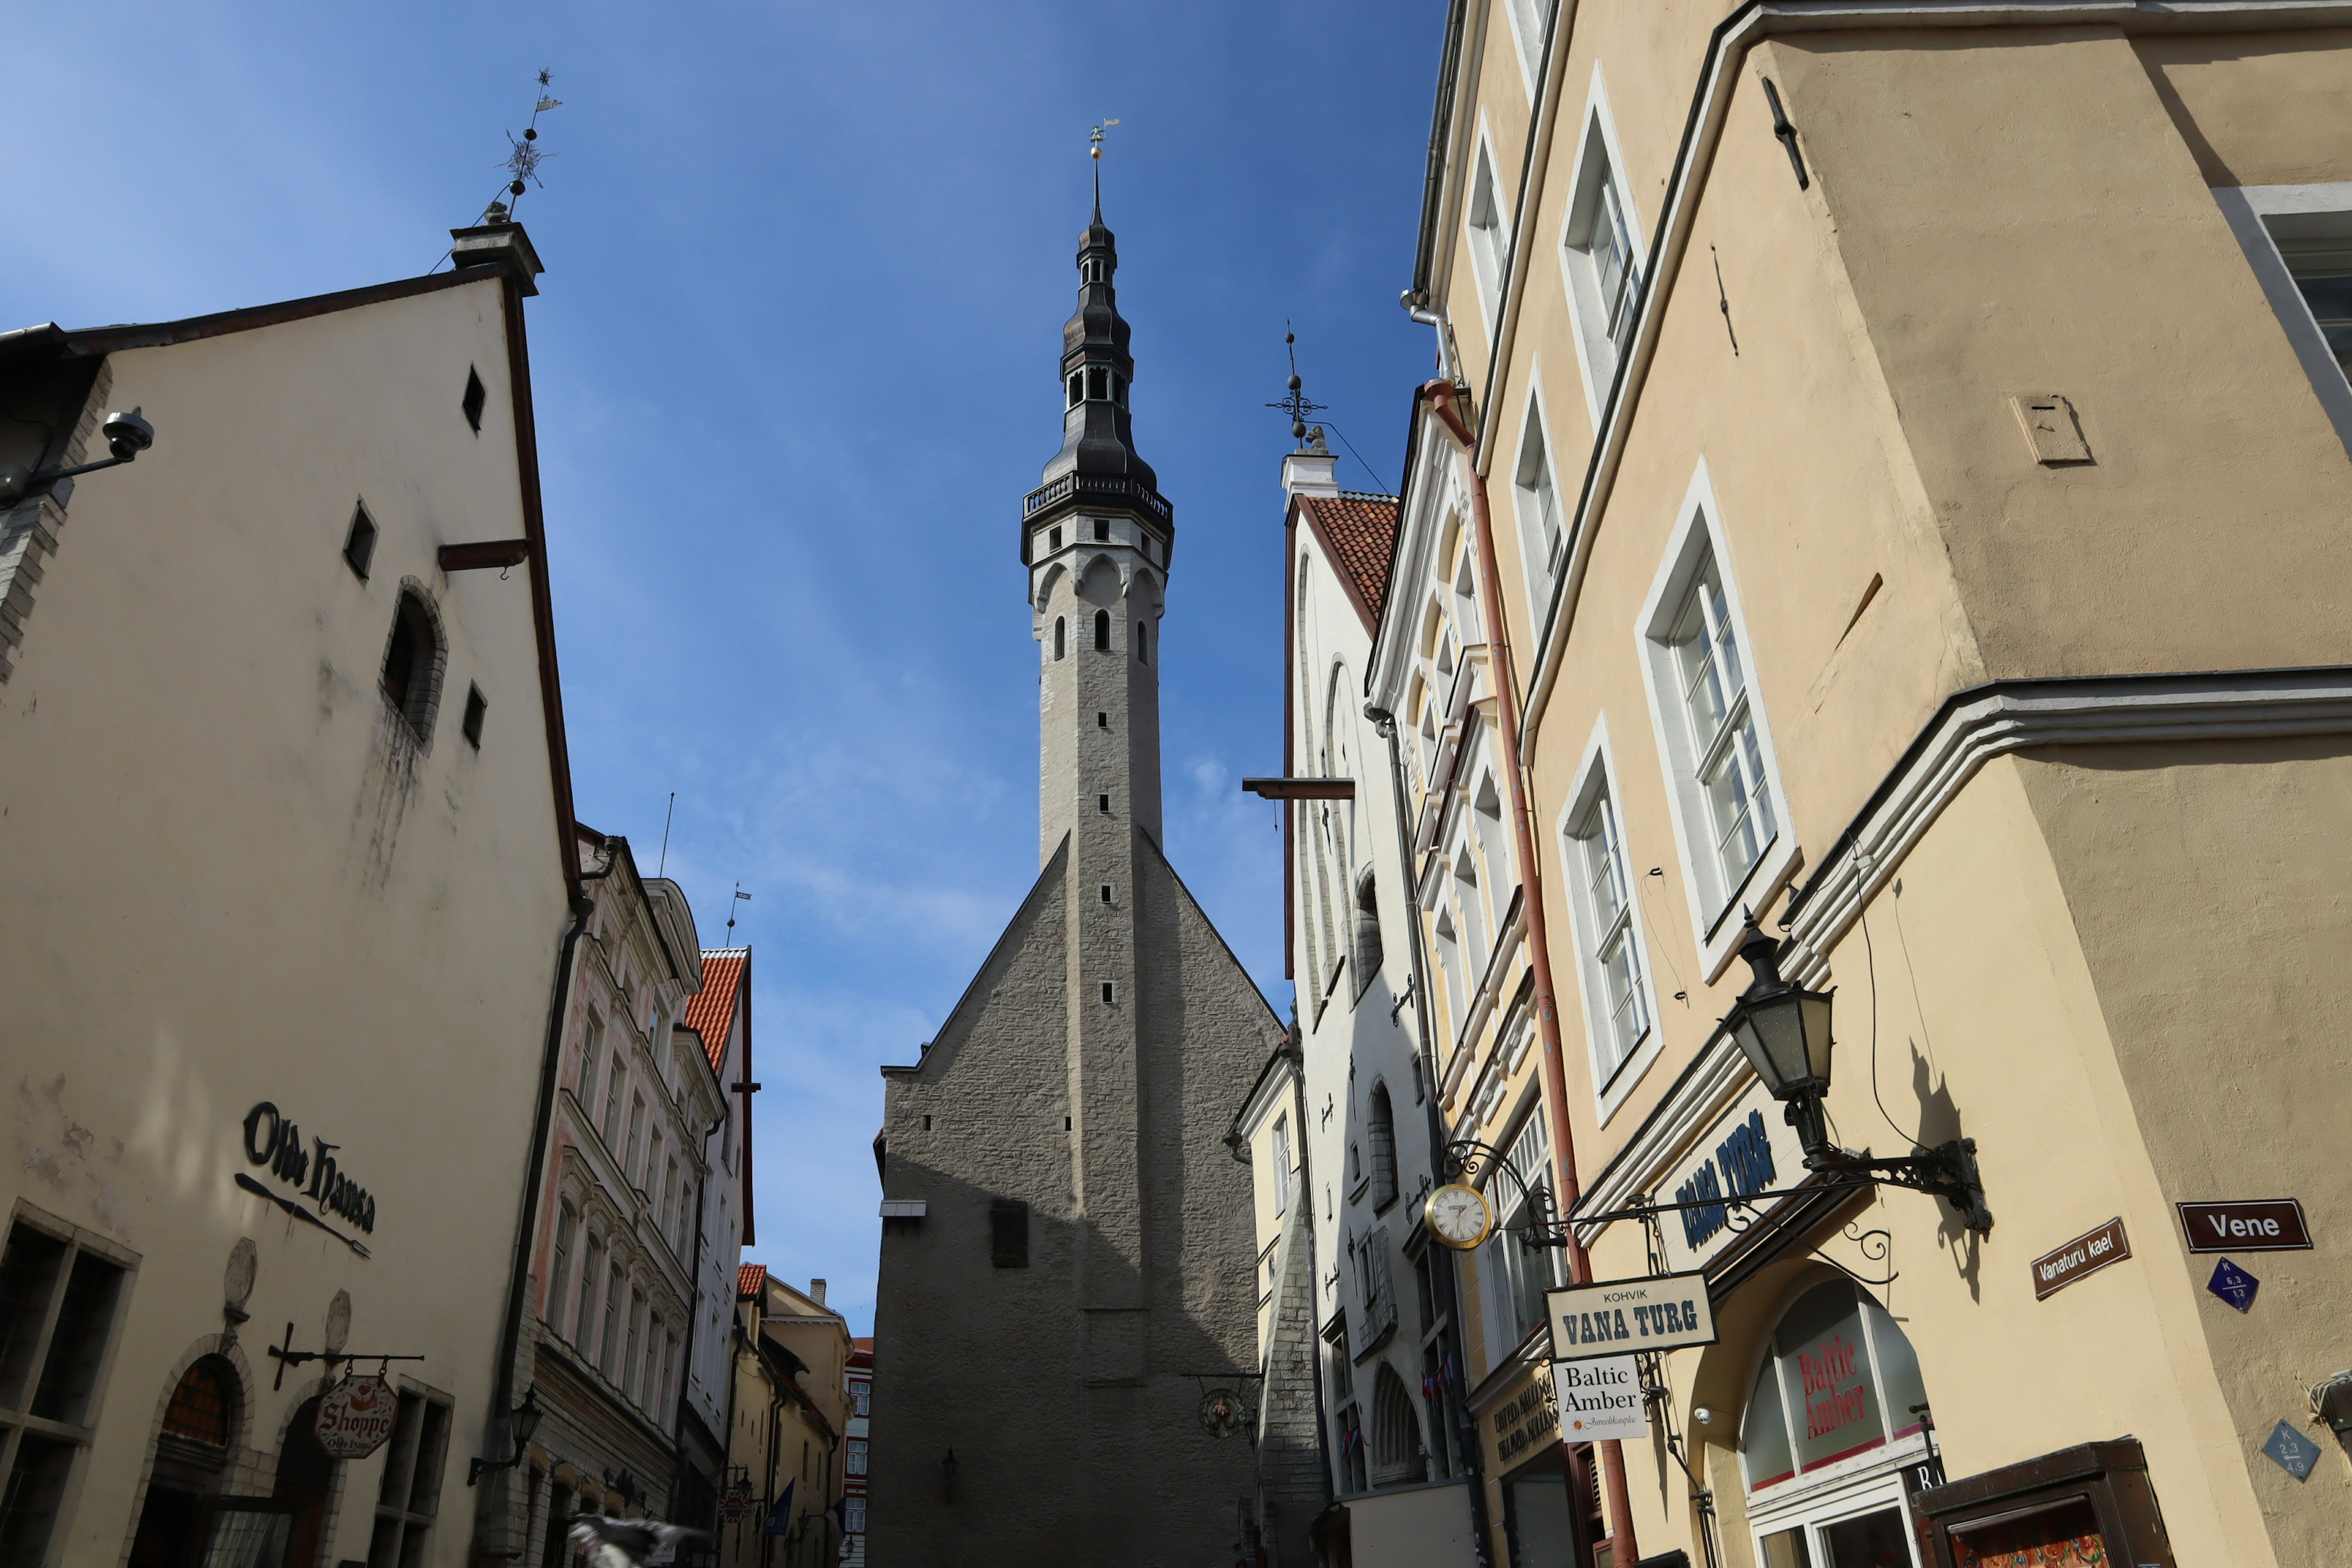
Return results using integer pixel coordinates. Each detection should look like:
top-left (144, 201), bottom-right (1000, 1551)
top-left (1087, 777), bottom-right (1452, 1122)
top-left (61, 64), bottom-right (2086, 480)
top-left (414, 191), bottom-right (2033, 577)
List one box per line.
top-left (244, 1101), bottom-right (378, 1234)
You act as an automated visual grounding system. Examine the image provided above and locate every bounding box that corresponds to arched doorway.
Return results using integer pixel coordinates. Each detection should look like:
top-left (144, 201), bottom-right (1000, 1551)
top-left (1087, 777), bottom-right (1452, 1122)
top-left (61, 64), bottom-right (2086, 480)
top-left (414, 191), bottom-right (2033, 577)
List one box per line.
top-left (129, 1357), bottom-right (238, 1568)
top-left (274, 1396), bottom-right (337, 1568)
top-left (1738, 1278), bottom-right (1931, 1567)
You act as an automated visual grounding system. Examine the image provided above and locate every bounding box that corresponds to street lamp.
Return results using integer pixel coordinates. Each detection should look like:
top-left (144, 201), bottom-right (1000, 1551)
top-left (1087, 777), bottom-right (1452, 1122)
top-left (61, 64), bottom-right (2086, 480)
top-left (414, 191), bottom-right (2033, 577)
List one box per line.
top-left (1720, 921), bottom-right (1993, 1233)
top-left (1720, 925), bottom-right (1836, 1157)
top-left (467, 1387), bottom-right (544, 1486)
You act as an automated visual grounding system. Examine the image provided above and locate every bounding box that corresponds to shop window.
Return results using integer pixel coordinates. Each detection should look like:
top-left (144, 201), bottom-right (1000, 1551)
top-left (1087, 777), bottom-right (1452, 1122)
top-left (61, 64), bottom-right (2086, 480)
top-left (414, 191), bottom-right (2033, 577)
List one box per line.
top-left (0, 1216), bottom-right (129, 1567)
top-left (371, 1387), bottom-right (453, 1568)
top-left (989, 1200), bottom-right (1030, 1268)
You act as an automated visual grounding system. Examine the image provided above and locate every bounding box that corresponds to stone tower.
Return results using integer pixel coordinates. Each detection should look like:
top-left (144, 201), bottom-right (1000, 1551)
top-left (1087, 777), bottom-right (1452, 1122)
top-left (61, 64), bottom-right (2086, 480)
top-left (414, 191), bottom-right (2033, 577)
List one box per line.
top-left (867, 194), bottom-right (1281, 1567)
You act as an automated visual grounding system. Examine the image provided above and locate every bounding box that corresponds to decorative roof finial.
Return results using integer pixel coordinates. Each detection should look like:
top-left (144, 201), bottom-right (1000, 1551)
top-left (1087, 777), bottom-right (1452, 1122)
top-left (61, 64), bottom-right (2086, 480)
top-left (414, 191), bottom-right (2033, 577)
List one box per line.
top-left (482, 70), bottom-right (564, 225)
top-left (1265, 325), bottom-right (1329, 451)
top-left (1088, 118), bottom-right (1118, 219)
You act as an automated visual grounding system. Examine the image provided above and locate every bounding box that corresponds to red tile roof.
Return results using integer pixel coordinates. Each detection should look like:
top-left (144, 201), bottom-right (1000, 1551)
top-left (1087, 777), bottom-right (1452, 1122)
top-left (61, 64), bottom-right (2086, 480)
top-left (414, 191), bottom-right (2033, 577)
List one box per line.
top-left (739, 1263), bottom-right (766, 1298)
top-left (1297, 492), bottom-right (1401, 629)
top-left (686, 949), bottom-right (748, 1070)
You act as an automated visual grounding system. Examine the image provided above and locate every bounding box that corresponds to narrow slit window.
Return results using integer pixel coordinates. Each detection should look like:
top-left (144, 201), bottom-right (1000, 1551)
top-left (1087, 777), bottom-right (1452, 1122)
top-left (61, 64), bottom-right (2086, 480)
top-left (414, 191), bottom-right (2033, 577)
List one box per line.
top-left (461, 684), bottom-right (488, 749)
top-left (343, 505), bottom-right (378, 580)
top-left (1099, 884), bottom-right (1113, 903)
top-left (1093, 609), bottom-right (1110, 650)
top-left (1049, 526), bottom-right (1063, 553)
top-left (1098, 794), bottom-right (1111, 815)
top-left (1100, 982), bottom-right (1116, 1005)
top-left (462, 367), bottom-right (487, 432)
top-left (1097, 712), bottom-right (1108, 729)
top-left (1136, 622), bottom-right (1148, 663)
top-left (1054, 617), bottom-right (1067, 661)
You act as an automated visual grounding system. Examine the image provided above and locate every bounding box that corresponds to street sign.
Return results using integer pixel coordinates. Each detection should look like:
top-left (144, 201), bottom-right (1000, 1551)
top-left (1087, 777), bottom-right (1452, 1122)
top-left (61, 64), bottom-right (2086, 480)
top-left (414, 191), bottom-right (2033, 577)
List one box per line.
top-left (1545, 1270), bottom-right (1716, 1362)
top-left (1553, 1356), bottom-right (1646, 1441)
top-left (314, 1375), bottom-right (399, 1460)
top-left (2207, 1258), bottom-right (2260, 1313)
top-left (2263, 1419), bottom-right (2322, 1481)
top-left (2031, 1217), bottom-right (2131, 1300)
top-left (2177, 1199), bottom-right (2311, 1253)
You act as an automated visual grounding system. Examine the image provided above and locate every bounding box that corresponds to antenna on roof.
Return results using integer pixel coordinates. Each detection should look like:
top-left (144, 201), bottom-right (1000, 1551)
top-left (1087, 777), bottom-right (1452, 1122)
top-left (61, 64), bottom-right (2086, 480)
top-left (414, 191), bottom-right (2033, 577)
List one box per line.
top-left (1265, 323), bottom-right (1328, 452)
top-left (479, 69), bottom-right (563, 226)
top-left (726, 883), bottom-right (752, 945)
top-left (657, 791), bottom-right (676, 878)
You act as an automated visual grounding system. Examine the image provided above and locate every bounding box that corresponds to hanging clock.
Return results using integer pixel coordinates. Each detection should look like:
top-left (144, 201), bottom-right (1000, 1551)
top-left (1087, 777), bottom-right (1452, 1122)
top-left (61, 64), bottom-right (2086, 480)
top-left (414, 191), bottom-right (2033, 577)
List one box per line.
top-left (1424, 1182), bottom-right (1495, 1250)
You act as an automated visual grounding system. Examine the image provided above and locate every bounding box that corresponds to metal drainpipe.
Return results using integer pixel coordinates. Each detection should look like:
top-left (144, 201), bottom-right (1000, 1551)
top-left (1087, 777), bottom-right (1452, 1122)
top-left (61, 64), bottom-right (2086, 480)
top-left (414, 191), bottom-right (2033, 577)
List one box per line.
top-left (1424, 379), bottom-right (1641, 1568)
top-left (1364, 703), bottom-right (1494, 1568)
top-left (481, 842), bottom-right (617, 1540)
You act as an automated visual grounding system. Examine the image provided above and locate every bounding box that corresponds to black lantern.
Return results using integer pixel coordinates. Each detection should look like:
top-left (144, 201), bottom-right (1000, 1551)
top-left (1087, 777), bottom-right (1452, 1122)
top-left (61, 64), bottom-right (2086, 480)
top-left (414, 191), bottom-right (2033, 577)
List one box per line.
top-left (511, 1387), bottom-right (543, 1448)
top-left (1721, 925), bottom-right (1836, 1155)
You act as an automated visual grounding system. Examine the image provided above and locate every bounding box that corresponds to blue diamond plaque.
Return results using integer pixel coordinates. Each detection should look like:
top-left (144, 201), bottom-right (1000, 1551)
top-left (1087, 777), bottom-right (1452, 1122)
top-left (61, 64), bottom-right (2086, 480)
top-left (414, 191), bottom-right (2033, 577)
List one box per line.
top-left (2208, 1257), bottom-right (2260, 1313)
top-left (2263, 1419), bottom-right (2321, 1481)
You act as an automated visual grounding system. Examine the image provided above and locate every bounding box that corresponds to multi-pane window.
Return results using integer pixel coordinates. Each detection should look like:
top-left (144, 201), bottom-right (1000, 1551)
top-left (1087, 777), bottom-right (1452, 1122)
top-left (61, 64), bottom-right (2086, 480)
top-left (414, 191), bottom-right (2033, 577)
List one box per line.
top-left (1565, 121), bottom-right (1644, 399)
top-left (572, 1237), bottom-right (603, 1347)
top-left (623, 1291), bottom-right (644, 1400)
top-left (852, 1384), bottom-right (871, 1417)
top-left (1479, 1112), bottom-right (1562, 1362)
top-left (1514, 407), bottom-right (1566, 586)
top-left (623, 1098), bottom-right (646, 1184)
top-left (846, 1439), bottom-right (869, 1477)
top-left (1570, 782), bottom-right (1651, 1081)
top-left (1271, 1116), bottom-right (1291, 1215)
top-left (579, 1009), bottom-right (605, 1102)
top-left (0, 1218), bottom-right (129, 1568)
top-left (1466, 143), bottom-right (1509, 318)
top-left (843, 1498), bottom-right (867, 1534)
top-left (1667, 548), bottom-right (1776, 902)
top-left (2280, 237), bottom-right (2352, 383)
top-left (368, 1389), bottom-right (451, 1568)
top-left (600, 1264), bottom-right (624, 1373)
top-left (547, 1205), bottom-right (576, 1329)
top-left (1357, 1228), bottom-right (1397, 1346)
top-left (601, 1065), bottom-right (627, 1148)
top-left (1589, 175), bottom-right (1640, 347)
top-left (660, 1159), bottom-right (680, 1242)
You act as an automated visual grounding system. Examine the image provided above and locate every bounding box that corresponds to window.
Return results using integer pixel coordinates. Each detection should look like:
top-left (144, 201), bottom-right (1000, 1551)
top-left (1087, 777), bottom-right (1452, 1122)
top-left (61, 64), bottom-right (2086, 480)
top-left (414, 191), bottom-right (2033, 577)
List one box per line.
top-left (1093, 518), bottom-right (1110, 542)
top-left (1666, 545), bottom-right (1775, 903)
top-left (853, 1384), bottom-right (870, 1417)
top-left (380, 590), bottom-right (446, 744)
top-left (1365, 1085), bottom-right (1398, 1210)
top-left (600, 1263), bottom-right (624, 1371)
top-left (1099, 981), bottom-right (1116, 1005)
top-left (1500, 0), bottom-right (1556, 88)
top-left (645, 1132), bottom-right (663, 1201)
top-left (641, 1311), bottom-right (662, 1406)
top-left (1271, 1116), bottom-right (1291, 1215)
top-left (1369, 1363), bottom-right (1428, 1487)
top-left (573, 1236), bottom-right (603, 1346)
top-left (1513, 398), bottom-right (1566, 600)
top-left (369, 1387), bottom-right (452, 1568)
top-left (1564, 755), bottom-right (1653, 1090)
top-left (1336, 1403), bottom-right (1368, 1494)
top-left (1136, 621), bottom-right (1148, 663)
top-left (0, 1216), bottom-right (129, 1567)
top-left (662, 1334), bottom-right (678, 1414)
top-left (660, 1159), bottom-right (680, 1241)
top-left (600, 1050), bottom-right (629, 1148)
top-left (1477, 1112), bottom-right (1562, 1363)
top-left (579, 1009), bottom-right (605, 1102)
top-left (843, 1498), bottom-right (866, 1534)
top-left (1054, 617), bottom-right (1067, 661)
top-left (547, 1204), bottom-right (576, 1328)
top-left (1097, 711), bottom-right (1108, 729)
top-left (1085, 366), bottom-right (1110, 402)
top-left (624, 1098), bottom-right (646, 1183)
top-left (1099, 884), bottom-right (1112, 903)
top-left (1097, 794), bottom-right (1110, 815)
top-left (1357, 1227), bottom-right (1396, 1346)
top-left (461, 685), bottom-right (487, 749)
top-left (989, 1200), bottom-right (1030, 1268)
top-left (1049, 526), bottom-right (1063, 553)
top-left (1561, 97), bottom-right (1645, 412)
top-left (846, 1439), bottom-right (869, 1477)
top-left (461, 367), bottom-right (487, 432)
top-left (1351, 872), bottom-right (1384, 998)
top-left (622, 1289), bottom-right (644, 1398)
top-left (1067, 372), bottom-right (1084, 409)
top-left (344, 505), bottom-right (377, 580)
top-left (160, 1359), bottom-right (232, 1449)
top-left (1466, 137), bottom-right (1509, 324)
top-left (2282, 237), bottom-right (2352, 384)
top-left (1093, 609), bottom-right (1110, 651)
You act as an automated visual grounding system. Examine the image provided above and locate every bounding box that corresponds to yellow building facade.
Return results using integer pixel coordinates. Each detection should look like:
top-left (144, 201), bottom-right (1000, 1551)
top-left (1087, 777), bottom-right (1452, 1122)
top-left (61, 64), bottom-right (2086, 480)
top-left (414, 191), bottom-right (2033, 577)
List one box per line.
top-left (1379, 5), bottom-right (2352, 1567)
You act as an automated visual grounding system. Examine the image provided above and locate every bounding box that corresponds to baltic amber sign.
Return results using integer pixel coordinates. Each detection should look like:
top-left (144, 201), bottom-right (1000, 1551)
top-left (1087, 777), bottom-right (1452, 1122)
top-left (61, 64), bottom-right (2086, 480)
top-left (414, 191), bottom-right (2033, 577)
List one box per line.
top-left (2177, 1199), bottom-right (2311, 1253)
top-left (2032, 1217), bottom-right (2131, 1300)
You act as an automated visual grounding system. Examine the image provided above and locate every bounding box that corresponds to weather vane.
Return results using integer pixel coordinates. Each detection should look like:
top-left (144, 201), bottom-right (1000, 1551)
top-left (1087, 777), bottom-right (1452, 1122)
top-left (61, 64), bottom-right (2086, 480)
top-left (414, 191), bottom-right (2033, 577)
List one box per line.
top-left (1265, 325), bottom-right (1329, 450)
top-left (1089, 118), bottom-right (1120, 160)
top-left (481, 70), bottom-right (563, 225)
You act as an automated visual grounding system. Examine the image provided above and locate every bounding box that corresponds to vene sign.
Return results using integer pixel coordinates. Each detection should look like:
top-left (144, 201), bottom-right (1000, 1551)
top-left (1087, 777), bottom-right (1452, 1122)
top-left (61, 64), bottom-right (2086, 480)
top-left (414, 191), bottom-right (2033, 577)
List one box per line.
top-left (2177, 1199), bottom-right (2310, 1254)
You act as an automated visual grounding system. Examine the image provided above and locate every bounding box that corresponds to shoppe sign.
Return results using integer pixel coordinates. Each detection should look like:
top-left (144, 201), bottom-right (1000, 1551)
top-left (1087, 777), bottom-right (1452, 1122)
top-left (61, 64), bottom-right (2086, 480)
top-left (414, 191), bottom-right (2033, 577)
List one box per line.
top-left (1546, 1270), bottom-right (1717, 1362)
top-left (314, 1375), bottom-right (400, 1460)
top-left (1653, 1079), bottom-right (1810, 1274)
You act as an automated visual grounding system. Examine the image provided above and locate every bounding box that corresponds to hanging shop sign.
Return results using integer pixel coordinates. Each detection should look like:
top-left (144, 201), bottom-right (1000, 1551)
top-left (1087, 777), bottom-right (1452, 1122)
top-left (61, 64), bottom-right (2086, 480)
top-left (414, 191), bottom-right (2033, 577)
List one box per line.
top-left (2030, 1216), bottom-right (2131, 1301)
top-left (2177, 1199), bottom-right (2311, 1253)
top-left (1653, 1080), bottom-right (1811, 1273)
top-left (1553, 1356), bottom-right (1646, 1442)
top-left (314, 1374), bottom-right (401, 1460)
top-left (241, 1102), bottom-right (379, 1235)
top-left (1546, 1270), bottom-right (1717, 1361)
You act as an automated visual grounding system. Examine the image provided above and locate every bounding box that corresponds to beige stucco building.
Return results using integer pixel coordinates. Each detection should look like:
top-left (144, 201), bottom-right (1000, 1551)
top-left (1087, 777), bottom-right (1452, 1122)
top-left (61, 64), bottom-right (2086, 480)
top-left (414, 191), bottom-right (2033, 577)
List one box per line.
top-left (1364, 4), bottom-right (2352, 1567)
top-left (719, 1268), bottom-right (842, 1568)
top-left (0, 224), bottom-right (598, 1568)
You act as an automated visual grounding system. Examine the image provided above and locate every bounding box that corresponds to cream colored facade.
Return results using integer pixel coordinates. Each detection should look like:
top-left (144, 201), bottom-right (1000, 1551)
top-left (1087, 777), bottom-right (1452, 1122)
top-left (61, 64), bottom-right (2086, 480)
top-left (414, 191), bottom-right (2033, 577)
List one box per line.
top-left (0, 228), bottom-right (586, 1568)
top-left (1377, 6), bottom-right (2352, 1567)
top-left (719, 1272), bottom-right (842, 1568)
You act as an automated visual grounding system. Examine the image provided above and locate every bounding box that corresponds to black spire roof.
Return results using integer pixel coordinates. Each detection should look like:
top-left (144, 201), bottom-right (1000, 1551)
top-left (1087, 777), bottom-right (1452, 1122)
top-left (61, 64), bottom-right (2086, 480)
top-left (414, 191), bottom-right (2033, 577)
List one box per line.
top-left (1022, 196), bottom-right (1172, 552)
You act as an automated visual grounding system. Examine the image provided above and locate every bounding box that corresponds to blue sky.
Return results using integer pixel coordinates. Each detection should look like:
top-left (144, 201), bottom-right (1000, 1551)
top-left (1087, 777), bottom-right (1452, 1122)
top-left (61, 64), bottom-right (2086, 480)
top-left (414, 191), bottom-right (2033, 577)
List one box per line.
top-left (7, 1), bottom-right (1441, 1334)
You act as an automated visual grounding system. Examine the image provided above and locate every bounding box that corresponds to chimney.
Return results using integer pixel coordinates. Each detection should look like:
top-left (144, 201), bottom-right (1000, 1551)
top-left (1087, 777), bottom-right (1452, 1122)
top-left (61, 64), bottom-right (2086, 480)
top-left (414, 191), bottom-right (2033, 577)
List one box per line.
top-left (1281, 426), bottom-right (1340, 501)
top-left (809, 1278), bottom-right (827, 1305)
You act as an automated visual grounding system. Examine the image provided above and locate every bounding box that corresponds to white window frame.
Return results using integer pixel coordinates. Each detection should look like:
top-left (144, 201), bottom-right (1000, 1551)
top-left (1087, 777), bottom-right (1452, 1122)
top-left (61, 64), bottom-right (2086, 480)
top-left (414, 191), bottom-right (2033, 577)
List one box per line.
top-left (1465, 124), bottom-right (1510, 334)
top-left (1498, 0), bottom-right (1556, 99)
top-left (2214, 181), bottom-right (2352, 462)
top-left (1556, 715), bottom-right (1662, 1125)
top-left (1634, 459), bottom-right (1799, 982)
top-left (1557, 68), bottom-right (1646, 426)
top-left (1510, 372), bottom-right (1568, 624)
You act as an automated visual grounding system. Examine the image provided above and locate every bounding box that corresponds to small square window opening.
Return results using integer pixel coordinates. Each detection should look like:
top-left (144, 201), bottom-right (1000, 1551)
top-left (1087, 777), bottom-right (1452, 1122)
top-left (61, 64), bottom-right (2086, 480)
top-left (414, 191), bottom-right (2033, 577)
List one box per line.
top-left (1049, 526), bottom-right (1063, 552)
top-left (1097, 712), bottom-right (1108, 728)
top-left (462, 368), bottom-right (487, 433)
top-left (1094, 518), bottom-right (1110, 542)
top-left (1098, 794), bottom-right (1111, 815)
top-left (343, 505), bottom-right (378, 581)
top-left (1100, 982), bottom-right (1116, 1005)
top-left (1099, 884), bottom-right (1113, 903)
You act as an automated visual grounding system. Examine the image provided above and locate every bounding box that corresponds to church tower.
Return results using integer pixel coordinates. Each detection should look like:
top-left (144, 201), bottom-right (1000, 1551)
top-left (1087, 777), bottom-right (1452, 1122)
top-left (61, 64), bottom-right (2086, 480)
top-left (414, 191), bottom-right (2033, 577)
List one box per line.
top-left (868, 191), bottom-right (1280, 1567)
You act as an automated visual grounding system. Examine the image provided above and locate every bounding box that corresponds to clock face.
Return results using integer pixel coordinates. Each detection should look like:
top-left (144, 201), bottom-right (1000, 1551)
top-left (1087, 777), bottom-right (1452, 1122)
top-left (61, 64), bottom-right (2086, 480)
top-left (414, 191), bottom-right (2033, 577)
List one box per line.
top-left (1425, 1183), bottom-right (1494, 1250)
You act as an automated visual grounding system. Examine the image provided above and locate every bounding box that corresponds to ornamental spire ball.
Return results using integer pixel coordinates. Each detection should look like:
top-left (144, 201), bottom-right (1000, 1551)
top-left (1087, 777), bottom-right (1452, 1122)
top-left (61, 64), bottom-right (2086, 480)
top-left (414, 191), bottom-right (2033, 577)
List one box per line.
top-left (481, 70), bottom-right (564, 225)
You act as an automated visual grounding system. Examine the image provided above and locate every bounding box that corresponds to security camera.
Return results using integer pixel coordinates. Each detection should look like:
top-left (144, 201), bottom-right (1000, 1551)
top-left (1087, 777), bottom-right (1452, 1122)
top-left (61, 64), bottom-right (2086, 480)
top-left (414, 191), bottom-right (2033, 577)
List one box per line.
top-left (1693, 1406), bottom-right (1714, 1426)
top-left (102, 407), bottom-right (155, 462)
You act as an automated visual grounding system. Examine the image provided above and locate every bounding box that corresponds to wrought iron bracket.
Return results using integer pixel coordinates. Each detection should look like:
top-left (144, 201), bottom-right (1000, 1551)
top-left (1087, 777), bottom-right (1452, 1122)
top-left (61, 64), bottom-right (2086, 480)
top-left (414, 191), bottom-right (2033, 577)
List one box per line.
top-left (1811, 1137), bottom-right (1992, 1235)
